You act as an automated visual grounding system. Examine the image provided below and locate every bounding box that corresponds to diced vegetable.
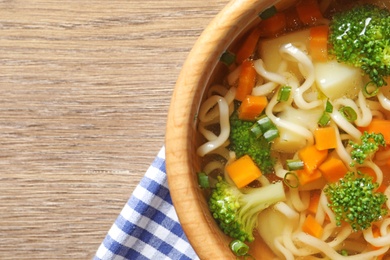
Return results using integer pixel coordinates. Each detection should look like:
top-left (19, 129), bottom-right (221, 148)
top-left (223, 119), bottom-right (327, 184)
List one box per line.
top-left (296, 168), bottom-right (323, 186)
top-left (258, 29), bottom-right (310, 81)
top-left (363, 81), bottom-right (380, 98)
top-left (318, 156), bottom-right (348, 183)
top-left (197, 172), bottom-right (210, 188)
top-left (235, 60), bottom-right (257, 101)
top-left (263, 128), bottom-right (279, 142)
top-left (317, 112), bottom-right (331, 127)
top-left (250, 115), bottom-right (280, 142)
top-left (230, 240), bottom-right (250, 257)
top-left (236, 28), bottom-right (262, 64)
top-left (284, 6), bottom-right (303, 30)
top-left (258, 12), bottom-right (287, 37)
top-left (309, 25), bottom-right (328, 62)
top-left (277, 85), bottom-right (292, 102)
top-left (314, 126), bottom-right (337, 150)
top-left (238, 95), bottom-right (268, 121)
top-left (286, 159), bottom-right (304, 171)
top-left (314, 60), bottom-right (362, 100)
top-left (302, 214), bottom-right (323, 238)
top-left (361, 119), bottom-right (390, 145)
top-left (339, 106), bottom-right (357, 122)
top-left (307, 189), bottom-right (321, 215)
top-left (220, 50), bottom-right (236, 67)
top-left (296, 0), bottom-right (323, 25)
top-left (259, 5), bottom-right (277, 20)
top-left (298, 144), bottom-right (328, 174)
top-left (226, 155), bottom-right (262, 188)
top-left (284, 171), bottom-right (300, 188)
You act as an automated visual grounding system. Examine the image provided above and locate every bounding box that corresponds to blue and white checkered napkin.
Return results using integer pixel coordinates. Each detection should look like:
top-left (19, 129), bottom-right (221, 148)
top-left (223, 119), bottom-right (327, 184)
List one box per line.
top-left (94, 146), bottom-right (199, 260)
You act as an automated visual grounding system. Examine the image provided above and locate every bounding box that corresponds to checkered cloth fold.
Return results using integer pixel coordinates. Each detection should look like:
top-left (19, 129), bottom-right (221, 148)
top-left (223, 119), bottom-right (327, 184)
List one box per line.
top-left (94, 147), bottom-right (199, 260)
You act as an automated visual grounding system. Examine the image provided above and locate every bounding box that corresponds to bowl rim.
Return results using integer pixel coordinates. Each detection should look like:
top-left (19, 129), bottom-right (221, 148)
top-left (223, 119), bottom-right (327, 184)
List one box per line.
top-left (165, 0), bottom-right (279, 259)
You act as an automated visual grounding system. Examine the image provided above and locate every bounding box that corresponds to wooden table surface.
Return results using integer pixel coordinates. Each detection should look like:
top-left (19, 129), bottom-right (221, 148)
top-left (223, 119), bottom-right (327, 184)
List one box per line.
top-left (0, 0), bottom-right (228, 258)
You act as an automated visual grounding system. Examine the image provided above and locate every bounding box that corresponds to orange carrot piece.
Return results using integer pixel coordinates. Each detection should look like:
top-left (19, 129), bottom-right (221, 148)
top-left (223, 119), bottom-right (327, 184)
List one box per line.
top-left (235, 60), bottom-right (257, 102)
top-left (364, 119), bottom-right (390, 145)
top-left (236, 27), bottom-right (262, 64)
top-left (314, 126), bottom-right (337, 150)
top-left (318, 156), bottom-right (348, 183)
top-left (302, 214), bottom-right (323, 238)
top-left (298, 145), bottom-right (328, 174)
top-left (307, 189), bottom-right (321, 215)
top-left (296, 0), bottom-right (323, 25)
top-left (309, 25), bottom-right (329, 62)
top-left (284, 6), bottom-right (303, 31)
top-left (238, 95), bottom-right (268, 121)
top-left (226, 155), bottom-right (262, 188)
top-left (259, 12), bottom-right (287, 37)
top-left (296, 168), bottom-right (323, 186)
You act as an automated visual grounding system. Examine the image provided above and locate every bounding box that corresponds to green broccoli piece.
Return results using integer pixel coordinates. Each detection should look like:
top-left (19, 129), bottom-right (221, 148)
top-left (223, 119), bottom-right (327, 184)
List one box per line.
top-left (229, 110), bottom-right (275, 174)
top-left (208, 176), bottom-right (286, 242)
top-left (329, 4), bottom-right (390, 87)
top-left (324, 171), bottom-right (388, 231)
top-left (349, 131), bottom-right (386, 166)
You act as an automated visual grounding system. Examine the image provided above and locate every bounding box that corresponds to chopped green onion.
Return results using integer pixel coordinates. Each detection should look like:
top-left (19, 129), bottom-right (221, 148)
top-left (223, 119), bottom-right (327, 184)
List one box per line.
top-left (277, 85), bottom-right (291, 102)
top-left (325, 100), bottom-right (333, 113)
top-left (250, 123), bottom-right (263, 138)
top-left (284, 171), bottom-right (299, 188)
top-left (263, 128), bottom-right (279, 142)
top-left (318, 112), bottom-right (331, 127)
top-left (220, 51), bottom-right (236, 66)
top-left (286, 159), bottom-right (304, 171)
top-left (197, 172), bottom-right (209, 189)
top-left (257, 115), bottom-right (274, 132)
top-left (363, 81), bottom-right (379, 97)
top-left (230, 239), bottom-right (249, 257)
top-left (339, 106), bottom-right (357, 122)
top-left (259, 5), bottom-right (277, 20)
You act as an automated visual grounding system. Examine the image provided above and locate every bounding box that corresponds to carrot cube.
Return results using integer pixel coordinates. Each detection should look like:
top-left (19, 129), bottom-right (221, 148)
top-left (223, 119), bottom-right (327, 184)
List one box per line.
top-left (314, 126), bottom-right (337, 150)
top-left (226, 155), bottom-right (262, 188)
top-left (318, 156), bottom-right (348, 183)
top-left (238, 95), bottom-right (268, 121)
top-left (298, 145), bottom-right (328, 174)
top-left (302, 214), bottom-right (323, 238)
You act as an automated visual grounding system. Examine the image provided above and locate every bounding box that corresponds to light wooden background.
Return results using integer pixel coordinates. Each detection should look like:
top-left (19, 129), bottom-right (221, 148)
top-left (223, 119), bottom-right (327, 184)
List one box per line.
top-left (0, 0), bottom-right (228, 259)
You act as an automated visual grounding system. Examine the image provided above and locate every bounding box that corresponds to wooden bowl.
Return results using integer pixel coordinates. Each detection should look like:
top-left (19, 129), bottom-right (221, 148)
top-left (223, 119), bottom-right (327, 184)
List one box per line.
top-left (166, 0), bottom-right (290, 259)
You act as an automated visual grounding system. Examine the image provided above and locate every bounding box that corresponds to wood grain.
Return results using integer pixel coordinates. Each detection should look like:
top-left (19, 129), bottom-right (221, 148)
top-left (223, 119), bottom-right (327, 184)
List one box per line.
top-left (0, 0), bottom-right (228, 259)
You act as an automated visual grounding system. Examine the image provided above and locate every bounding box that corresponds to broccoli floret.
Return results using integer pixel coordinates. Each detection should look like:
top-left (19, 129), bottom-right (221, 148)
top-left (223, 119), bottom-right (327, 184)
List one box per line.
top-left (229, 110), bottom-right (275, 174)
top-left (349, 131), bottom-right (386, 166)
top-left (324, 171), bottom-right (388, 231)
top-left (329, 4), bottom-right (390, 87)
top-left (208, 176), bottom-right (286, 242)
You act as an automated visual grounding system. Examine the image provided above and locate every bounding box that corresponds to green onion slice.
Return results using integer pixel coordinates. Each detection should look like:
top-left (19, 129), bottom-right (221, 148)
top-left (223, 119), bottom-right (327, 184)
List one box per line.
top-left (277, 85), bottom-right (291, 102)
top-left (325, 100), bottom-right (333, 113)
top-left (250, 123), bottom-right (263, 138)
top-left (339, 106), bottom-right (357, 122)
top-left (257, 115), bottom-right (274, 132)
top-left (263, 128), bottom-right (279, 142)
top-left (318, 112), bottom-right (331, 127)
top-left (197, 172), bottom-right (209, 189)
top-left (286, 159), bottom-right (304, 171)
top-left (259, 5), bottom-right (277, 20)
top-left (220, 51), bottom-right (236, 66)
top-left (363, 81), bottom-right (379, 97)
top-left (284, 171), bottom-right (299, 188)
top-left (230, 239), bottom-right (249, 257)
